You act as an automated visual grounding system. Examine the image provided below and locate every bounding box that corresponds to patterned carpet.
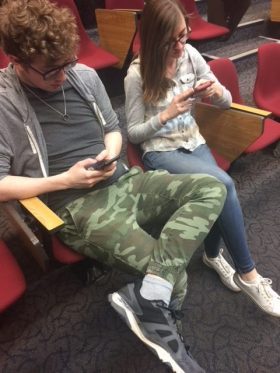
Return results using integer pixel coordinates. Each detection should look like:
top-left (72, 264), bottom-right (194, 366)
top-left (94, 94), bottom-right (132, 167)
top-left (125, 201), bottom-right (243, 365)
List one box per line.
top-left (1, 1), bottom-right (280, 371)
top-left (0, 144), bottom-right (280, 373)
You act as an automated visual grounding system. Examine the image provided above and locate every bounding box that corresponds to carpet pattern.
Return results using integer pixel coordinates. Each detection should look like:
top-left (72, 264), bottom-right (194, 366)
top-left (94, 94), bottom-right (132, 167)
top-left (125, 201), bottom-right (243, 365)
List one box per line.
top-left (1, 0), bottom-right (280, 372)
top-left (0, 146), bottom-right (280, 373)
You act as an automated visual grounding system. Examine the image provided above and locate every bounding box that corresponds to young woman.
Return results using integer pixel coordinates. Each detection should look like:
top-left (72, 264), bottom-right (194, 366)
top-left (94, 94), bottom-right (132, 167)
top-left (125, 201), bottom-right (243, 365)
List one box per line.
top-left (125, 0), bottom-right (280, 317)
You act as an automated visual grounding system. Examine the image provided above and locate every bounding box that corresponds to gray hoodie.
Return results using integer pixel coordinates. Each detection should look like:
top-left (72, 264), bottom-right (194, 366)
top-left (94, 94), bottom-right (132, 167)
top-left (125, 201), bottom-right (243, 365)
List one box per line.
top-left (0, 63), bottom-right (118, 181)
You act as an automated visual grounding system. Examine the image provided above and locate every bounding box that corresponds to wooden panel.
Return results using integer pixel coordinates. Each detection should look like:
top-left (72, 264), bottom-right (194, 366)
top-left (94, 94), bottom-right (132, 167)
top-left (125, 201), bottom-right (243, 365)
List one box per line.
top-left (95, 9), bottom-right (137, 69)
top-left (271, 0), bottom-right (280, 22)
top-left (19, 197), bottom-right (64, 233)
top-left (2, 202), bottom-right (50, 271)
top-left (195, 103), bottom-right (264, 162)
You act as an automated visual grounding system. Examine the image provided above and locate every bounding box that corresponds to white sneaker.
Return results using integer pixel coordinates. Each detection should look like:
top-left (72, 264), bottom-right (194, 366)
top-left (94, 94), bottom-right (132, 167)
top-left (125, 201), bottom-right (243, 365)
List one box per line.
top-left (203, 249), bottom-right (241, 292)
top-left (233, 273), bottom-right (280, 317)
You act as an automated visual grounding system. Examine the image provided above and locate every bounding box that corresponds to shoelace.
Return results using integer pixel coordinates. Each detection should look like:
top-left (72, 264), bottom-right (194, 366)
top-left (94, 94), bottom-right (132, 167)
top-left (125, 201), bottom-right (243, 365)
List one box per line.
top-left (156, 302), bottom-right (193, 355)
top-left (156, 301), bottom-right (185, 322)
top-left (258, 278), bottom-right (280, 300)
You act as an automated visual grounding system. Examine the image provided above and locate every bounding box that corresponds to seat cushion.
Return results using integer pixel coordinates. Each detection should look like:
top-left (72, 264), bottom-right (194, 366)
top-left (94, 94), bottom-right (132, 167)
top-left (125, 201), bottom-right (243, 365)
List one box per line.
top-left (78, 41), bottom-right (119, 70)
top-left (0, 240), bottom-right (26, 313)
top-left (245, 118), bottom-right (280, 153)
top-left (52, 236), bottom-right (85, 264)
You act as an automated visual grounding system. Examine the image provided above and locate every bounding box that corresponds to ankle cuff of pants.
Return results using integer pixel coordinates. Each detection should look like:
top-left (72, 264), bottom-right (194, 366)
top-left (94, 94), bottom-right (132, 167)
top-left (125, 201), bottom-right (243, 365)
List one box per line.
top-left (146, 261), bottom-right (185, 286)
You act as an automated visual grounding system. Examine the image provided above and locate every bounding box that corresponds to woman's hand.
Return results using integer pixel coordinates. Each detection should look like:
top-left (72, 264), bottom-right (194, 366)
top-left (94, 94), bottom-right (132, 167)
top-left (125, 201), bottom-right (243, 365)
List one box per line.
top-left (160, 87), bottom-right (194, 124)
top-left (63, 149), bottom-right (117, 189)
top-left (195, 79), bottom-right (223, 100)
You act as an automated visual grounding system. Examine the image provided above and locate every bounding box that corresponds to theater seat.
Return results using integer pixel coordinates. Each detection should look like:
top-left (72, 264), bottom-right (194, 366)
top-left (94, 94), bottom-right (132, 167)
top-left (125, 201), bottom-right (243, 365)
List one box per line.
top-left (253, 43), bottom-right (280, 118)
top-left (181, 0), bottom-right (229, 41)
top-left (0, 49), bottom-right (9, 68)
top-left (104, 0), bottom-right (144, 55)
top-left (208, 58), bottom-right (280, 153)
top-left (0, 240), bottom-right (26, 313)
top-left (52, 236), bottom-right (85, 264)
top-left (53, 0), bottom-right (119, 70)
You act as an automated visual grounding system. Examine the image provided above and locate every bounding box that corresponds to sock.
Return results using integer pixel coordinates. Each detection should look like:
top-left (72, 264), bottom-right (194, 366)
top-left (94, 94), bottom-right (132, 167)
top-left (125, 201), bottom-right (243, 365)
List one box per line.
top-left (140, 274), bottom-right (173, 305)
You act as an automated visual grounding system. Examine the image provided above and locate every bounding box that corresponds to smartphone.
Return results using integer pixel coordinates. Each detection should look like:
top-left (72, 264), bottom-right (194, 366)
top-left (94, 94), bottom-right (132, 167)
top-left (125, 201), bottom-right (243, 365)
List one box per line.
top-left (193, 80), bottom-right (214, 94)
top-left (88, 155), bottom-right (120, 170)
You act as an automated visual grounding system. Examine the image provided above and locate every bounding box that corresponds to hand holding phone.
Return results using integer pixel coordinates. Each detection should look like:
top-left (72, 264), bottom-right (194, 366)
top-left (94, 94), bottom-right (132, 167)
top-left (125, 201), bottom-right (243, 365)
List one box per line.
top-left (193, 80), bottom-right (214, 94)
top-left (88, 155), bottom-right (120, 171)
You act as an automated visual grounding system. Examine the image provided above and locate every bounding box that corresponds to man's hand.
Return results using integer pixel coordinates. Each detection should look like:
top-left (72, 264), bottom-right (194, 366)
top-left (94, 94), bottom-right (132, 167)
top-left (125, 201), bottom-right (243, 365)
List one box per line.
top-left (160, 88), bottom-right (194, 124)
top-left (64, 149), bottom-right (117, 189)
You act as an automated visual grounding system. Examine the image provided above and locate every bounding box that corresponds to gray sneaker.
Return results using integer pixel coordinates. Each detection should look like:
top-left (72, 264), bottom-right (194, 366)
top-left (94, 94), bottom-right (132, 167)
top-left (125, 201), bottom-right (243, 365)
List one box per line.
top-left (108, 281), bottom-right (205, 373)
top-left (233, 273), bottom-right (280, 317)
top-left (203, 249), bottom-right (241, 292)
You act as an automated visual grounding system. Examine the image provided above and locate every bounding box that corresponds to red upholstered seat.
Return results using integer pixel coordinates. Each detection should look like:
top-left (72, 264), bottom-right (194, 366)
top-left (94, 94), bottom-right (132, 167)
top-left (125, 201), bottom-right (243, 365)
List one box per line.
top-left (52, 236), bottom-right (85, 264)
top-left (208, 58), bottom-right (280, 153)
top-left (0, 240), bottom-right (26, 312)
top-left (53, 0), bottom-right (119, 70)
top-left (253, 43), bottom-right (280, 118)
top-left (0, 49), bottom-right (9, 68)
top-left (181, 0), bottom-right (229, 41)
top-left (126, 141), bottom-right (145, 170)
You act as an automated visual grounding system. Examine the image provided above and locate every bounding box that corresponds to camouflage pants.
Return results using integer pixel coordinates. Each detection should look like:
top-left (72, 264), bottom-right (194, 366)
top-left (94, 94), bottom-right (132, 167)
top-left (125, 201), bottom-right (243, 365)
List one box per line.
top-left (57, 167), bottom-right (226, 307)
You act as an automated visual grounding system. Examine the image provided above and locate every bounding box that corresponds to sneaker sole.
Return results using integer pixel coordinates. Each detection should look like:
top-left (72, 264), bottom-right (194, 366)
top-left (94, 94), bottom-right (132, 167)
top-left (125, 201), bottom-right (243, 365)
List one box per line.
top-left (233, 276), bottom-right (280, 317)
top-left (202, 255), bottom-right (241, 292)
top-left (108, 292), bottom-right (185, 373)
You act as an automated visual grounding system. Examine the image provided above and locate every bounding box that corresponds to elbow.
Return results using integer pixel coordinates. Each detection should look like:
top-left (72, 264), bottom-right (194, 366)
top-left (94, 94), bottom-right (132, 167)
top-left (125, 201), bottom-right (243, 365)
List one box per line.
top-left (127, 130), bottom-right (141, 145)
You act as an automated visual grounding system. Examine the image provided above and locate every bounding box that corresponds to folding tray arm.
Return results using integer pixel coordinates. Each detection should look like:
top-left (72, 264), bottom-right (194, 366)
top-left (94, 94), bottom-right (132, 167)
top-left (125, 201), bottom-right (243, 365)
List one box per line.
top-left (1, 197), bottom-right (64, 272)
top-left (195, 102), bottom-right (270, 162)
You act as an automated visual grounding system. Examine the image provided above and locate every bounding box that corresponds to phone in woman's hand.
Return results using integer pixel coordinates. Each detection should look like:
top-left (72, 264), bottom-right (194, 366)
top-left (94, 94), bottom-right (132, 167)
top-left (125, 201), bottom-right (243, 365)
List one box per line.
top-left (193, 81), bottom-right (214, 94)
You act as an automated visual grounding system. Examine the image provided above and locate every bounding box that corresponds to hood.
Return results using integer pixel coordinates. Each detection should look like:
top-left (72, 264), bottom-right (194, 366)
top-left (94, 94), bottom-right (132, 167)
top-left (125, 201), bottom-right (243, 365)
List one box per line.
top-left (0, 64), bottom-right (30, 122)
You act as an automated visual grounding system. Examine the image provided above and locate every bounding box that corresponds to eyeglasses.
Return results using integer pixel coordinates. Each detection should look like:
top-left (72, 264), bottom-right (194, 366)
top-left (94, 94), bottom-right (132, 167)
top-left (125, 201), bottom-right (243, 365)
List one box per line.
top-left (26, 58), bottom-right (78, 80)
top-left (167, 26), bottom-right (192, 50)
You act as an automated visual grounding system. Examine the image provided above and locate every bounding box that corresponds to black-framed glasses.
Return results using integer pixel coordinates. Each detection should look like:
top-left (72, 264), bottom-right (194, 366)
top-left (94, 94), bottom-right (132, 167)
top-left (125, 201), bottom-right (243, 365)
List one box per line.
top-left (26, 58), bottom-right (78, 80)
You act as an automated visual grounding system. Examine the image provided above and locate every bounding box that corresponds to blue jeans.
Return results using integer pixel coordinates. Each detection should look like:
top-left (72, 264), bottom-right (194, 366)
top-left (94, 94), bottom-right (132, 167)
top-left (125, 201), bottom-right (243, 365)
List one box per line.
top-left (143, 144), bottom-right (255, 274)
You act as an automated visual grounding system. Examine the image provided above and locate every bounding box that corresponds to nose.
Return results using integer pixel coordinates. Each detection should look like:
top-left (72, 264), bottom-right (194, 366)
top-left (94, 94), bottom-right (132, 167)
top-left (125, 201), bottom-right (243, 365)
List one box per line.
top-left (54, 68), bottom-right (67, 84)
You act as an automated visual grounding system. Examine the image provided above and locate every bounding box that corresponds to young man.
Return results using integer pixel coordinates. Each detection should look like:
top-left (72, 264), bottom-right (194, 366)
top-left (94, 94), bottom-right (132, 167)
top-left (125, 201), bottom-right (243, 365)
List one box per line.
top-left (0, 1), bottom-right (227, 372)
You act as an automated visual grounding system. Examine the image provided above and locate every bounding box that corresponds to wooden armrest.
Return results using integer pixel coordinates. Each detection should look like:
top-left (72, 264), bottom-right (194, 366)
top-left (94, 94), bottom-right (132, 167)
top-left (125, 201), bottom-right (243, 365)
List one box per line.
top-left (114, 8), bottom-right (142, 13)
top-left (95, 9), bottom-right (137, 69)
top-left (19, 197), bottom-right (64, 233)
top-left (231, 103), bottom-right (272, 117)
top-left (195, 102), bottom-right (264, 162)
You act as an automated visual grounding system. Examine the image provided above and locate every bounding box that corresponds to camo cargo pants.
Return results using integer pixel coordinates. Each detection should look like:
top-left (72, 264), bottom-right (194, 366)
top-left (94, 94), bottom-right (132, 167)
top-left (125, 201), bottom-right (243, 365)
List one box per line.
top-left (57, 167), bottom-right (226, 307)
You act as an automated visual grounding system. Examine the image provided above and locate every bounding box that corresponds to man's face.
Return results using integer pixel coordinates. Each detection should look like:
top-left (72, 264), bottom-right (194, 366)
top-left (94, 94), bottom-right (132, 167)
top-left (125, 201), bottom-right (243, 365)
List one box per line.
top-left (15, 55), bottom-right (77, 92)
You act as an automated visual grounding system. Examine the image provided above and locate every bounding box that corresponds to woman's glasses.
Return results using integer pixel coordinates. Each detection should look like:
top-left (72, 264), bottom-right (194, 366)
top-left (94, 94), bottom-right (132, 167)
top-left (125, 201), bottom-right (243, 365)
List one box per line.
top-left (166, 26), bottom-right (192, 50)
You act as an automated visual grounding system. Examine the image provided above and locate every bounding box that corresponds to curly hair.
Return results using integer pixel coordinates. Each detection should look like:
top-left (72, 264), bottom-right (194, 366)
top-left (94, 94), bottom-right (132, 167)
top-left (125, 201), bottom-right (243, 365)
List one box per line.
top-left (0, 0), bottom-right (79, 63)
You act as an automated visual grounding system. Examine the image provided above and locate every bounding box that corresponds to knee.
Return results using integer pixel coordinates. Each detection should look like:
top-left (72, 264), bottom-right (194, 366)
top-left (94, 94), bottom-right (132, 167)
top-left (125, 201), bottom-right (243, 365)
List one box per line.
top-left (221, 174), bottom-right (237, 197)
top-left (192, 174), bottom-right (227, 204)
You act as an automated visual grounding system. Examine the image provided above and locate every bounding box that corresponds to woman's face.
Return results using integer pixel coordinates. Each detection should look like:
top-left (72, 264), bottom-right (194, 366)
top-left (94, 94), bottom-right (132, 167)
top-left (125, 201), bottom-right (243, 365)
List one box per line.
top-left (167, 13), bottom-right (189, 59)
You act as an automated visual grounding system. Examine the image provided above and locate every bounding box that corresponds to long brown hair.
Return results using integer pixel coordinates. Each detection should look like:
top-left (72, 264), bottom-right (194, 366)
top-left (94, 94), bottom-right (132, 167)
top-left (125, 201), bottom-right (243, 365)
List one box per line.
top-left (140, 0), bottom-right (188, 104)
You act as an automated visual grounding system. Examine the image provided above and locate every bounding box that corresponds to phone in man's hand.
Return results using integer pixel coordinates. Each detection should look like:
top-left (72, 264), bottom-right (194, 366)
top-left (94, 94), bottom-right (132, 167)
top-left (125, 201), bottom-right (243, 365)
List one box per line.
top-left (88, 155), bottom-right (120, 170)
